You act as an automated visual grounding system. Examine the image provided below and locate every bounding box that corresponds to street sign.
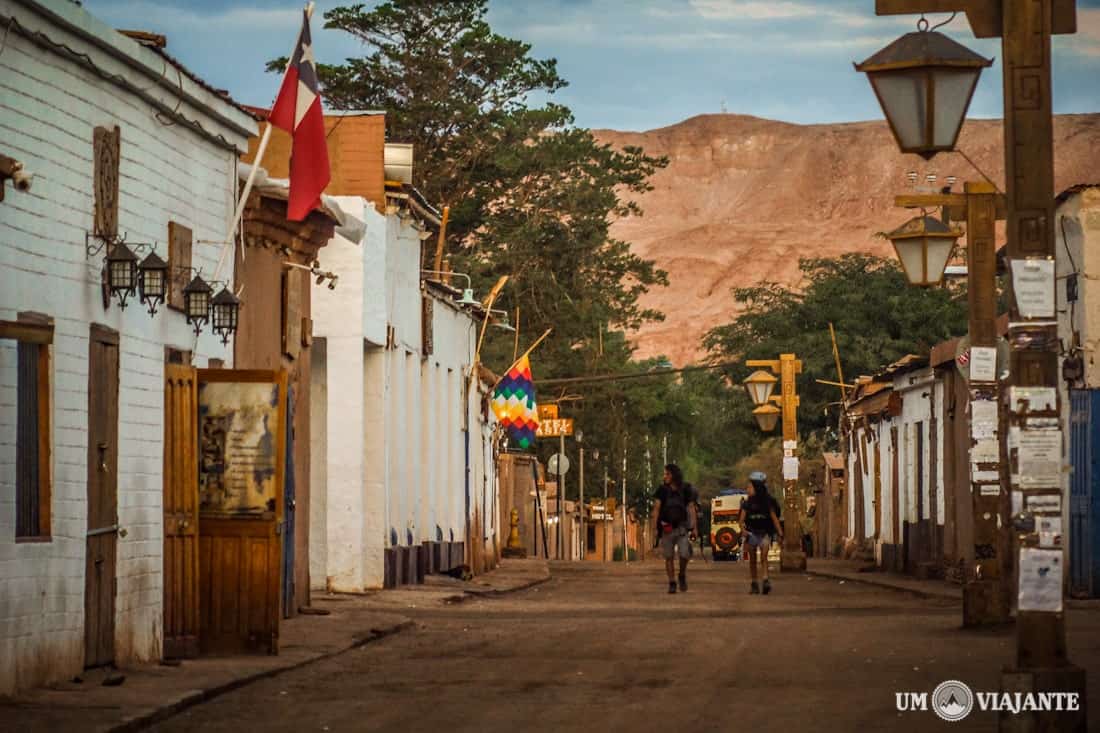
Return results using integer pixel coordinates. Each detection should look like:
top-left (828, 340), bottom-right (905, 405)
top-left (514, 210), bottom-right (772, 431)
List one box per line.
top-left (548, 453), bottom-right (570, 476)
top-left (537, 418), bottom-right (574, 438)
top-left (537, 404), bottom-right (559, 421)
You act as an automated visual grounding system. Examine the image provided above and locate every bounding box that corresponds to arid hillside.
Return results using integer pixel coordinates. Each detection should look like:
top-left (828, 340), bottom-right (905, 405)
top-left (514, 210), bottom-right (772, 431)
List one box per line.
top-left (596, 113), bottom-right (1100, 364)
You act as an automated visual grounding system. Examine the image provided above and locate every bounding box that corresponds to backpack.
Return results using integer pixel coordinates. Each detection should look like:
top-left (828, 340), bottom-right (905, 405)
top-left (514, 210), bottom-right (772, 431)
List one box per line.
top-left (659, 484), bottom-right (695, 528)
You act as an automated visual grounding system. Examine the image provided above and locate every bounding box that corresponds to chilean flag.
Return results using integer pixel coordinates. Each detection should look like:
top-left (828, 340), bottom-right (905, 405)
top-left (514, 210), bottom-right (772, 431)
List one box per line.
top-left (268, 9), bottom-right (330, 221)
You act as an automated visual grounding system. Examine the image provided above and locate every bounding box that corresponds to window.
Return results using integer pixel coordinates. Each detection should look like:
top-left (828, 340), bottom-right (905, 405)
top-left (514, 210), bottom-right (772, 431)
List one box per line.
top-left (1, 314), bottom-right (53, 540)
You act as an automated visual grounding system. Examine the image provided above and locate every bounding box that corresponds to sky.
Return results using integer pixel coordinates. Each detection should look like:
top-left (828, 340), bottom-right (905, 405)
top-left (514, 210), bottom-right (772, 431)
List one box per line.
top-left (83, 0), bottom-right (1100, 132)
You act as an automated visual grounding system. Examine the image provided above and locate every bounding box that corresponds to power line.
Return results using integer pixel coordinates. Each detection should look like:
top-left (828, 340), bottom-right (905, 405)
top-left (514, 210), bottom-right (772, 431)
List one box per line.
top-left (535, 359), bottom-right (744, 387)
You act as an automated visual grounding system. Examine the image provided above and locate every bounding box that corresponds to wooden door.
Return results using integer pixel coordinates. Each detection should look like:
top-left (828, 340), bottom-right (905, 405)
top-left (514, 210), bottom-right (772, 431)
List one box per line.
top-left (196, 369), bottom-right (286, 654)
top-left (163, 363), bottom-right (200, 659)
top-left (85, 325), bottom-right (119, 668)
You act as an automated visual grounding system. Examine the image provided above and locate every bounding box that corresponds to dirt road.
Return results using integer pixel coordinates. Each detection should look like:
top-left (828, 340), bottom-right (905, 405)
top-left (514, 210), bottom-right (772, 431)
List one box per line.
top-left (148, 560), bottom-right (1100, 733)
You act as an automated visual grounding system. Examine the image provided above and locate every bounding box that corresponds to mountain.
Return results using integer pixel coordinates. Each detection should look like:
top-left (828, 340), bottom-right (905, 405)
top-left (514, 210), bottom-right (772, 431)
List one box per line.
top-left (595, 113), bottom-right (1100, 365)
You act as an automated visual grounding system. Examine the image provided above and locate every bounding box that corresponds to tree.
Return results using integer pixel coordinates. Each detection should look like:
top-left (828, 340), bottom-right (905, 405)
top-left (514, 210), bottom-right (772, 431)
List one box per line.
top-left (279, 0), bottom-right (670, 487)
top-left (705, 253), bottom-right (969, 439)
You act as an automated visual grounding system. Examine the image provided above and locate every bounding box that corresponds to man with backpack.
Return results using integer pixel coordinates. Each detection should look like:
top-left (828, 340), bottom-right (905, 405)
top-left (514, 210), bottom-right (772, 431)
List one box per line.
top-left (652, 464), bottom-right (699, 594)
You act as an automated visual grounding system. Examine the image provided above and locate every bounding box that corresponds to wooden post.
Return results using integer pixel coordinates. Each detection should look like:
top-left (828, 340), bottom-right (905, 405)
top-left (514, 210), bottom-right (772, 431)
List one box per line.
top-left (961, 182), bottom-right (1011, 626)
top-left (779, 354), bottom-right (806, 571)
top-left (874, 2), bottom-right (1085, 728)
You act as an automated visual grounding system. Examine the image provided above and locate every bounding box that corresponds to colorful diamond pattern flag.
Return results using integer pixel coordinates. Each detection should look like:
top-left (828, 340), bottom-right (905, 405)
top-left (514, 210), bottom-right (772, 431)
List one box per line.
top-left (492, 355), bottom-right (539, 450)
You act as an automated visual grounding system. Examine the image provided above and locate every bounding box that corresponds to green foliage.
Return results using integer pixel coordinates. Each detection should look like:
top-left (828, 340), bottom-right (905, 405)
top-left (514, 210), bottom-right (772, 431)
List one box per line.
top-left (612, 546), bottom-right (637, 562)
top-left (705, 253), bottom-right (968, 440)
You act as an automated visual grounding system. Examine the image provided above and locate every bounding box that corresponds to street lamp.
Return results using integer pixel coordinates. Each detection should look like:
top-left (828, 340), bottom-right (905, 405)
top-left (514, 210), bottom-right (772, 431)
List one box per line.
top-left (752, 404), bottom-right (781, 433)
top-left (855, 27), bottom-right (992, 159)
top-left (743, 370), bottom-right (778, 406)
top-left (886, 214), bottom-right (962, 287)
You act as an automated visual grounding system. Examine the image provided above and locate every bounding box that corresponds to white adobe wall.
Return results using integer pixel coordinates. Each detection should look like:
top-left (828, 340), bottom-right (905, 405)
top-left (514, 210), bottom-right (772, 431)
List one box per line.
top-left (312, 204), bottom-right (493, 589)
top-left (895, 369), bottom-right (934, 528)
top-left (1056, 188), bottom-right (1100, 570)
top-left (309, 197), bottom-right (380, 591)
top-left (933, 376), bottom-right (947, 531)
top-left (877, 417), bottom-right (897, 544)
top-left (0, 0), bottom-right (251, 694)
top-left (1056, 188), bottom-right (1100, 388)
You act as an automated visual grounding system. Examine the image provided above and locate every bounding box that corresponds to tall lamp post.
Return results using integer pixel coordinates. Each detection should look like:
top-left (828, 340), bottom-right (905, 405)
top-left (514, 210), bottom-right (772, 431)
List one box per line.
top-left (744, 354), bottom-right (806, 572)
top-left (859, 3), bottom-right (1085, 729)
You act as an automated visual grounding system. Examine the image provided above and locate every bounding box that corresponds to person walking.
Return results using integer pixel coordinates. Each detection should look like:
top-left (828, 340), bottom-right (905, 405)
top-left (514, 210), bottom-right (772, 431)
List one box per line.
top-left (652, 464), bottom-right (699, 594)
top-left (739, 471), bottom-right (783, 595)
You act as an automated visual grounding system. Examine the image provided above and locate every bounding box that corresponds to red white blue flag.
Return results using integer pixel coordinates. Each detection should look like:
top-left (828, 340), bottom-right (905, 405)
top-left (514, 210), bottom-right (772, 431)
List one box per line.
top-left (268, 8), bottom-right (330, 221)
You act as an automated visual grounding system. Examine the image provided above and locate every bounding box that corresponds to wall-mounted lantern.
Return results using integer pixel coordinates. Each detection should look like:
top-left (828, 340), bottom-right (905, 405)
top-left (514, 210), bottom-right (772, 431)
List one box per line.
top-left (137, 250), bottom-right (169, 315)
top-left (210, 286), bottom-right (241, 345)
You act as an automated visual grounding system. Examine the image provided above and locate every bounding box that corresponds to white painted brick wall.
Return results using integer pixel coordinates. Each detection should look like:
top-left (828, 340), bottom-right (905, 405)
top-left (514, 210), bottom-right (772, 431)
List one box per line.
top-left (312, 206), bottom-right (496, 589)
top-left (0, 0), bottom-right (253, 695)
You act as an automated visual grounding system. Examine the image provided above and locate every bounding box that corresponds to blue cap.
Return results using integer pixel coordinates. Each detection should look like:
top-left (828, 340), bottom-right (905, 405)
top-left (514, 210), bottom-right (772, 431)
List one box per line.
top-left (749, 471), bottom-right (767, 482)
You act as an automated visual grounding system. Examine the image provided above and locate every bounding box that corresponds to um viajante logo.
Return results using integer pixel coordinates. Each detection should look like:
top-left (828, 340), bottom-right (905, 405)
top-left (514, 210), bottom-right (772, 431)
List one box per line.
top-left (896, 680), bottom-right (974, 721)
top-left (897, 680), bottom-right (1081, 721)
top-left (932, 681), bottom-right (975, 722)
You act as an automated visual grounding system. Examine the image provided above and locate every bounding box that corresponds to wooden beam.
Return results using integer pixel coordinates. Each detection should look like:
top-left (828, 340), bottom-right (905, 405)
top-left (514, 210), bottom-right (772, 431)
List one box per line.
top-left (0, 320), bottom-right (53, 345)
top-left (874, 0), bottom-right (1075, 36)
top-left (875, 0), bottom-right (1002, 37)
top-left (894, 192), bottom-right (970, 209)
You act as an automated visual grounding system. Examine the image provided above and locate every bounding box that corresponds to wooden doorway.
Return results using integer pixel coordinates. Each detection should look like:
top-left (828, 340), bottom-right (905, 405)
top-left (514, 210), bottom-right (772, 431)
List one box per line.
top-left (85, 325), bottom-right (119, 668)
top-left (163, 363), bottom-right (200, 659)
top-left (196, 369), bottom-right (287, 654)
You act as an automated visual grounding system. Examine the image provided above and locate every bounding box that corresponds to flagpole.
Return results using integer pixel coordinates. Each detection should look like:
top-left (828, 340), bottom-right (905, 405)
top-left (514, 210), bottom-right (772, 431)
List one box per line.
top-left (213, 1), bottom-right (315, 282)
top-left (491, 328), bottom-right (553, 392)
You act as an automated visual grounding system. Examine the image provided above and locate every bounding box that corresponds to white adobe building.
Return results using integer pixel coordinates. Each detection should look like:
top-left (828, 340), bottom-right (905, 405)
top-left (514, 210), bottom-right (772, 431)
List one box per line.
top-left (1055, 184), bottom-right (1100, 597)
top-left (309, 192), bottom-right (500, 592)
top-left (0, 0), bottom-right (255, 694)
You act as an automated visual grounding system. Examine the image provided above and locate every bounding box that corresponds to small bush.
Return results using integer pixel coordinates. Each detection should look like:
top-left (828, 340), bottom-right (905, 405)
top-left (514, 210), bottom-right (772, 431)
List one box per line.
top-left (613, 546), bottom-right (638, 562)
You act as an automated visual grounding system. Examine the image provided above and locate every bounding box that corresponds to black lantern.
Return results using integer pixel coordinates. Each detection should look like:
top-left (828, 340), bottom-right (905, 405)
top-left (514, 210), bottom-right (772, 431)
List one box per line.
top-left (210, 286), bottom-right (240, 345)
top-left (855, 29), bottom-right (992, 160)
top-left (182, 274), bottom-right (213, 334)
top-left (106, 242), bottom-right (139, 308)
top-left (137, 250), bottom-right (169, 315)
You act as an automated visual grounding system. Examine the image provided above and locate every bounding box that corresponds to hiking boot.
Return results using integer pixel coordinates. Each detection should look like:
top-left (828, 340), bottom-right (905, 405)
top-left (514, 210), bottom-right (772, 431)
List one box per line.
top-left (678, 574), bottom-right (688, 592)
top-left (749, 581), bottom-right (760, 594)
top-left (762, 578), bottom-right (772, 595)
top-left (668, 581), bottom-right (677, 594)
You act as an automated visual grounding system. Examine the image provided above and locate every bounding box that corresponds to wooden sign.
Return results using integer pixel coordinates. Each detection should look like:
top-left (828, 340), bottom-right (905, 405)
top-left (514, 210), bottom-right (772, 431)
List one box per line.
top-left (93, 126), bottom-right (120, 239)
top-left (537, 404), bottom-right (558, 421)
top-left (537, 418), bottom-right (573, 438)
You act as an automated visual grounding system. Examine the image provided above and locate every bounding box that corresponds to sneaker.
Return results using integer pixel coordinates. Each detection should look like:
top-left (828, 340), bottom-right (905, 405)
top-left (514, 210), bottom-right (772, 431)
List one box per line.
top-left (750, 581), bottom-right (760, 594)
top-left (668, 582), bottom-right (677, 594)
top-left (762, 578), bottom-right (772, 595)
top-left (678, 574), bottom-right (688, 592)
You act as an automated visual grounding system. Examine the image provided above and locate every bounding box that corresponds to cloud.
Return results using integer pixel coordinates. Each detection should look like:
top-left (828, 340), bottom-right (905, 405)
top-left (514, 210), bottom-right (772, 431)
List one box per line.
top-left (88, 1), bottom-right (303, 31)
top-left (687, 0), bottom-right (886, 27)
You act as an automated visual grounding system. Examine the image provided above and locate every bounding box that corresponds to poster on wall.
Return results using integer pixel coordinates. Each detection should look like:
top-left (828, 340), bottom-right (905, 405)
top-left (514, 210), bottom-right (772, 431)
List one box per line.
top-left (197, 372), bottom-right (286, 517)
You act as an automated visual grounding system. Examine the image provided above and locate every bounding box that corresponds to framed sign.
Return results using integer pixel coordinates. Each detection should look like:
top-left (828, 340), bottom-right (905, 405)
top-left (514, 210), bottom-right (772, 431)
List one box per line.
top-left (196, 369), bottom-right (287, 518)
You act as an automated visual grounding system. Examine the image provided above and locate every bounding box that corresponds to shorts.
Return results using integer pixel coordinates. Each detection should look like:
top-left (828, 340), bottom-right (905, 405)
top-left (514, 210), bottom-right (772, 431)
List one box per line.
top-left (659, 527), bottom-right (692, 560)
top-left (745, 532), bottom-right (772, 549)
